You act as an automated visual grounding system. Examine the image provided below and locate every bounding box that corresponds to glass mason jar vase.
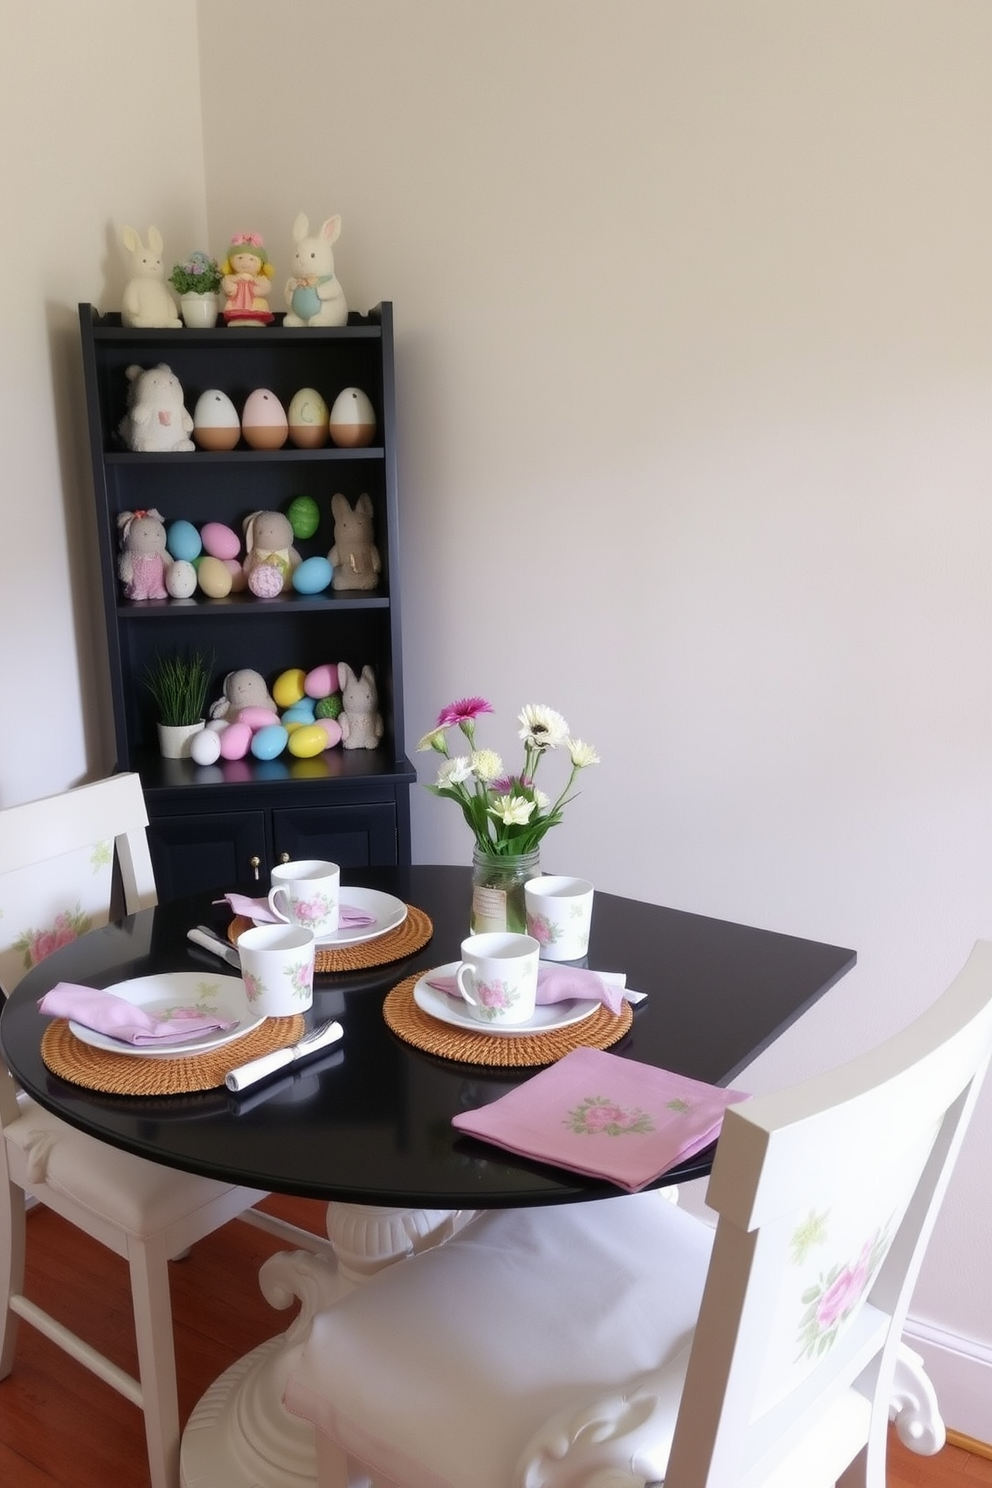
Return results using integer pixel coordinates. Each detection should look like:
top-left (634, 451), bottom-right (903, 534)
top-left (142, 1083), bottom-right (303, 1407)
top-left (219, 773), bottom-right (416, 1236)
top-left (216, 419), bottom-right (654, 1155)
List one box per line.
top-left (470, 846), bottom-right (540, 935)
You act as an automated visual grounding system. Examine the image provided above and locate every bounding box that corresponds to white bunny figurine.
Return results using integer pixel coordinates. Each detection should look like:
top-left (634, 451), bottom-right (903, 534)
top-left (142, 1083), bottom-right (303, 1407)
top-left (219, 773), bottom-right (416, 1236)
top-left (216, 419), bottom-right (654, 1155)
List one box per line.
top-left (120, 225), bottom-right (181, 328)
top-left (284, 213), bottom-right (348, 327)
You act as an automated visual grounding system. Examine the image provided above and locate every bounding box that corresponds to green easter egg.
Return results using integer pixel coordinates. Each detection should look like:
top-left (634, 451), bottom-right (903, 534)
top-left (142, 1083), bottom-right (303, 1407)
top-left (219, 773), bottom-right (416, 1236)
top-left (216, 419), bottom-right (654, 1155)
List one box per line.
top-left (315, 693), bottom-right (343, 720)
top-left (287, 494), bottom-right (320, 539)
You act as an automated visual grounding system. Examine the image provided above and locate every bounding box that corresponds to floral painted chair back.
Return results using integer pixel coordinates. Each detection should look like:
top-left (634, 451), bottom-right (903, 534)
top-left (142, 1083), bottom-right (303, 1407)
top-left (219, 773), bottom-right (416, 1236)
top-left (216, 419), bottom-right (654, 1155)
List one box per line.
top-left (665, 941), bottom-right (992, 1488)
top-left (0, 775), bottom-right (156, 1002)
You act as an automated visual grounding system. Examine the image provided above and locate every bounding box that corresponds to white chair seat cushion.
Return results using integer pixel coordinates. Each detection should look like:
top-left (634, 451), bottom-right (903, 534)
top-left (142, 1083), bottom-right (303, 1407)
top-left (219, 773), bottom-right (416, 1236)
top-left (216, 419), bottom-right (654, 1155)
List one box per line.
top-left (6, 1096), bottom-right (248, 1237)
top-left (284, 1190), bottom-right (713, 1488)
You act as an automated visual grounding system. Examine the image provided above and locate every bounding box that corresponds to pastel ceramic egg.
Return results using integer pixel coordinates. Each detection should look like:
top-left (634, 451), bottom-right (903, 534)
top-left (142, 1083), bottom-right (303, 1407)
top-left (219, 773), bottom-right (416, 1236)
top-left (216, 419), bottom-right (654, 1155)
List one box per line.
top-left (200, 521), bottom-right (241, 561)
top-left (316, 716), bottom-right (343, 748)
top-left (288, 723), bottom-right (329, 759)
top-left (218, 721), bottom-right (252, 760)
top-left (165, 559), bottom-right (197, 599)
top-left (251, 724), bottom-right (289, 761)
top-left (193, 389), bottom-right (241, 451)
top-left (197, 555), bottom-right (234, 598)
top-left (248, 563), bottom-right (285, 598)
top-left (329, 387), bottom-right (376, 448)
top-left (236, 706), bottom-right (280, 732)
top-left (225, 559), bottom-right (249, 592)
top-left (189, 728), bottom-right (222, 766)
top-left (292, 555), bottom-right (332, 595)
top-left (167, 519), bottom-right (201, 562)
top-left (305, 663), bottom-right (339, 699)
top-left (273, 668), bottom-right (307, 709)
top-left (241, 388), bottom-right (288, 450)
top-left (287, 494), bottom-right (320, 539)
top-left (287, 387), bottom-right (330, 449)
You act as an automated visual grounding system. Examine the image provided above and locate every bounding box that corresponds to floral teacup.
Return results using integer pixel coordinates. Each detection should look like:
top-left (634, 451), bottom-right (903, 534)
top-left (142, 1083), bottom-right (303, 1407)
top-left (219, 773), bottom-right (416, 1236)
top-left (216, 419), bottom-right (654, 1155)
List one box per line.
top-left (455, 932), bottom-right (540, 1026)
top-left (268, 859), bottom-right (340, 937)
top-left (236, 923), bottom-right (315, 1016)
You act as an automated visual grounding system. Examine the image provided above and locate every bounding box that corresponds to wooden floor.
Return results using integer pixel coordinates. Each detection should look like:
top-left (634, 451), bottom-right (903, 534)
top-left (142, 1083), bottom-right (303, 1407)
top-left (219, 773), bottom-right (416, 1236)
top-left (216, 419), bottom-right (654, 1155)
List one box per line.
top-left (0, 1195), bottom-right (990, 1487)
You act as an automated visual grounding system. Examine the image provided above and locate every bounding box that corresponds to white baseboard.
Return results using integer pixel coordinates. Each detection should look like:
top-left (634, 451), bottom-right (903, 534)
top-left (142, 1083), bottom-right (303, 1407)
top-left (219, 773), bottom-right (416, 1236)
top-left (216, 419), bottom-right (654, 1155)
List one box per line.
top-left (904, 1316), bottom-right (992, 1446)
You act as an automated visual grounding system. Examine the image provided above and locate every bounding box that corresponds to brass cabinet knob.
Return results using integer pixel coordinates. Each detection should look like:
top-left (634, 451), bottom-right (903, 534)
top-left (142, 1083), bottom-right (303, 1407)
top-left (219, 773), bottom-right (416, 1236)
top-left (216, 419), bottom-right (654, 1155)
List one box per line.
top-left (249, 855), bottom-right (261, 881)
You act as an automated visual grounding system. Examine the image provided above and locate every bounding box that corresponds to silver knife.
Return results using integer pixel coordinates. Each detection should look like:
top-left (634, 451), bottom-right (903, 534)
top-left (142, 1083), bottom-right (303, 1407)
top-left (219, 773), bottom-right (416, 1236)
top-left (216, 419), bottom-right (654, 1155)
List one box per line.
top-left (187, 925), bottom-right (241, 970)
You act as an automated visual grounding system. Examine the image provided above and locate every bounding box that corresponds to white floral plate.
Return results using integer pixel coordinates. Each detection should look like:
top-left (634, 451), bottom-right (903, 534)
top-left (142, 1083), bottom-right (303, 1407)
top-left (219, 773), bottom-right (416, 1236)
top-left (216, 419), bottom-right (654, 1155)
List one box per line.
top-left (412, 963), bottom-right (600, 1039)
top-left (69, 971), bottom-right (263, 1059)
top-left (252, 887), bottom-right (407, 947)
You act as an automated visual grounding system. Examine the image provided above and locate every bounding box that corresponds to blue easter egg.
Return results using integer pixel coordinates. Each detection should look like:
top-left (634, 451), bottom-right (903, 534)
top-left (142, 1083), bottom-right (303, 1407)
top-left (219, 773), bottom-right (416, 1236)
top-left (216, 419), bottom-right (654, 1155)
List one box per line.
top-left (292, 556), bottom-right (333, 595)
top-left (167, 519), bottom-right (202, 562)
top-left (281, 700), bottom-right (316, 726)
top-left (250, 724), bottom-right (289, 761)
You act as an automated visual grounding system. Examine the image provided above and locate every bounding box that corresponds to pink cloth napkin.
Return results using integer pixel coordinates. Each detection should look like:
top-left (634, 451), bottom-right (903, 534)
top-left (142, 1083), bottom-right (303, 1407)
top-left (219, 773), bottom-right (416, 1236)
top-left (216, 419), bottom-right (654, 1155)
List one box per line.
top-left (38, 982), bottom-right (239, 1046)
top-left (451, 1046), bottom-right (749, 1192)
top-left (427, 964), bottom-right (625, 1016)
top-left (217, 893), bottom-right (375, 928)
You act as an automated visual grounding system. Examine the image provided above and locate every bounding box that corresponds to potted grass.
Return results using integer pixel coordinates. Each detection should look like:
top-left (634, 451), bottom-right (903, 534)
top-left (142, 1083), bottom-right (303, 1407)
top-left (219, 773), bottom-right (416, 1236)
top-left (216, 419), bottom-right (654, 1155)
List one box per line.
top-left (144, 647), bottom-right (214, 758)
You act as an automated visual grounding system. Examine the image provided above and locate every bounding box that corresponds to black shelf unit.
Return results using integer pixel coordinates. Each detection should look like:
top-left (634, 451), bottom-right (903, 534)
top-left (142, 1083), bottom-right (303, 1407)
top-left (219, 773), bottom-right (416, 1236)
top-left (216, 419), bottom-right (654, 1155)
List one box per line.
top-left (78, 302), bottom-right (415, 900)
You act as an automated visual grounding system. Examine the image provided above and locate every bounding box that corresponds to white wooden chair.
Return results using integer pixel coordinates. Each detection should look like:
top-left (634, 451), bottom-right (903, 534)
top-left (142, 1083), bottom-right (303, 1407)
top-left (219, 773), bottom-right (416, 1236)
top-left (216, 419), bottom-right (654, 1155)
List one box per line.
top-left (283, 940), bottom-right (992, 1488)
top-left (0, 774), bottom-right (323, 1488)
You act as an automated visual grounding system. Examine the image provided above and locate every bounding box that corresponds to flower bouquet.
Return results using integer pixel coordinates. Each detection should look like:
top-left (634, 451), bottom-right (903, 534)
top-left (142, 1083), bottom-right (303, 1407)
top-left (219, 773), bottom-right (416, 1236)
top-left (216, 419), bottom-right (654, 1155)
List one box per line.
top-left (169, 251), bottom-right (222, 295)
top-left (418, 697), bottom-right (599, 931)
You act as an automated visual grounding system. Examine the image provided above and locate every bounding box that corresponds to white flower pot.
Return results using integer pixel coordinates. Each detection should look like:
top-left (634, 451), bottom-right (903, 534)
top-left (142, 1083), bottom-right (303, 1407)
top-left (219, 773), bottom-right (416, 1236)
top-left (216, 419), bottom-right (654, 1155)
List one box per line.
top-left (157, 720), bottom-right (205, 759)
top-left (180, 292), bottom-right (220, 329)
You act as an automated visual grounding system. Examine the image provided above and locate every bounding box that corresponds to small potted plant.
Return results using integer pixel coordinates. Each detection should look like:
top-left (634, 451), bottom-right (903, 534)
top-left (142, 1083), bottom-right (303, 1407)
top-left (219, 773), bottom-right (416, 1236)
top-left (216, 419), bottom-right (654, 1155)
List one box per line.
top-left (144, 646), bottom-right (214, 757)
top-left (169, 251), bottom-right (223, 328)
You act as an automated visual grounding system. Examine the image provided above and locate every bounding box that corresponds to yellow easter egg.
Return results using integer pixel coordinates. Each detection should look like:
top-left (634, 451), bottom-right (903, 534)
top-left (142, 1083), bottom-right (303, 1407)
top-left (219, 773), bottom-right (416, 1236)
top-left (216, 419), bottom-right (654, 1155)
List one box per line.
top-left (197, 555), bottom-right (234, 598)
top-left (287, 723), bottom-right (328, 758)
top-left (273, 668), bottom-right (307, 708)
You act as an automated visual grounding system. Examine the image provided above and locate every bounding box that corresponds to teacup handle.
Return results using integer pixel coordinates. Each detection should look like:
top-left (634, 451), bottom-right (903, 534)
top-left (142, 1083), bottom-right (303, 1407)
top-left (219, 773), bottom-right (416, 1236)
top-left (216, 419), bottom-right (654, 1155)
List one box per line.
top-left (455, 962), bottom-right (479, 1007)
top-left (267, 887), bottom-right (292, 923)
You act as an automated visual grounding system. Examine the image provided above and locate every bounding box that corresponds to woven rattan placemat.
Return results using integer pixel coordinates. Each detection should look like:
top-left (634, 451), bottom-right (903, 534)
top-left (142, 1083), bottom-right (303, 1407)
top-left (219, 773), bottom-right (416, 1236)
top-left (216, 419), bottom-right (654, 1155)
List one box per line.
top-left (40, 1013), bottom-right (305, 1095)
top-left (228, 904), bottom-right (433, 973)
top-left (383, 974), bottom-right (633, 1067)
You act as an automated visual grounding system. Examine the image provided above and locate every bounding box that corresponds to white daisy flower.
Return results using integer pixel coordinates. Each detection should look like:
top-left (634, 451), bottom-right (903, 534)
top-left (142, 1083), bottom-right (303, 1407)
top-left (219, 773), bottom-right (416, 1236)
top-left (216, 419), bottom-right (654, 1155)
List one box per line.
top-left (517, 704), bottom-right (569, 752)
top-left (567, 738), bottom-right (600, 769)
top-left (438, 755), bottom-right (474, 787)
top-left (471, 748), bottom-right (503, 782)
top-left (489, 794), bottom-right (536, 826)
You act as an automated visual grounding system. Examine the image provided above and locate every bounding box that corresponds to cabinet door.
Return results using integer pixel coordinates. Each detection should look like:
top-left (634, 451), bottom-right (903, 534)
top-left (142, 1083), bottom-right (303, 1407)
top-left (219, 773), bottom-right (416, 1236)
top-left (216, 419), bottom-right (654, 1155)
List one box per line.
top-left (273, 804), bottom-right (398, 868)
top-left (147, 810), bottom-right (268, 900)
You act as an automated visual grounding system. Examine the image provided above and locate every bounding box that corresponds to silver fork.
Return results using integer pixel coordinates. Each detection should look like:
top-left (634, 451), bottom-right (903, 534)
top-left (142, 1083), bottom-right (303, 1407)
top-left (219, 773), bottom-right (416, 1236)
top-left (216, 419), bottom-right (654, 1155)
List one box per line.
top-left (225, 1017), bottom-right (344, 1092)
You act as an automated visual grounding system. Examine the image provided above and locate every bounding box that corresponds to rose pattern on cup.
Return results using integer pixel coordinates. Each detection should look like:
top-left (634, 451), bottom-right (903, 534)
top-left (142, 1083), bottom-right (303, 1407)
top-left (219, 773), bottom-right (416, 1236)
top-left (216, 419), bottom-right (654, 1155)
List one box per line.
top-left (242, 970), bottom-right (266, 1005)
top-left (288, 891), bottom-right (336, 930)
top-left (472, 976), bottom-right (524, 1021)
top-left (526, 911), bottom-right (558, 948)
top-left (287, 957), bottom-right (315, 1002)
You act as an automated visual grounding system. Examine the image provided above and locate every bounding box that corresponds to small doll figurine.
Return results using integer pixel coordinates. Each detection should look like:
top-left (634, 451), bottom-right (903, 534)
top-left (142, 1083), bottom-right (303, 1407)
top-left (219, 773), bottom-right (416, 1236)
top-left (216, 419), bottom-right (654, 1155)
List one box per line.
top-left (220, 232), bottom-right (275, 326)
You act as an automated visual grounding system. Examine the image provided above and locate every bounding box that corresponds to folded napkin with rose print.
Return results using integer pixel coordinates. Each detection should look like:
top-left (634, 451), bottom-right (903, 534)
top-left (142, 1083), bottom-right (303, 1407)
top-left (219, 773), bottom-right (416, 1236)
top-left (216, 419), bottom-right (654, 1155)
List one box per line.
top-left (38, 982), bottom-right (239, 1046)
top-left (427, 964), bottom-right (626, 1016)
top-left (217, 893), bottom-right (375, 928)
top-left (451, 1046), bottom-right (749, 1191)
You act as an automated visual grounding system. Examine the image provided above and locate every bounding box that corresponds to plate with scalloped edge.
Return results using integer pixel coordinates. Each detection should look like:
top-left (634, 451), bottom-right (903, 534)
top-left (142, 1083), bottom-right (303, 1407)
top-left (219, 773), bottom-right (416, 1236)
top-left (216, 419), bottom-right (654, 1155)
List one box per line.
top-left (412, 963), bottom-right (599, 1038)
top-left (69, 971), bottom-right (263, 1058)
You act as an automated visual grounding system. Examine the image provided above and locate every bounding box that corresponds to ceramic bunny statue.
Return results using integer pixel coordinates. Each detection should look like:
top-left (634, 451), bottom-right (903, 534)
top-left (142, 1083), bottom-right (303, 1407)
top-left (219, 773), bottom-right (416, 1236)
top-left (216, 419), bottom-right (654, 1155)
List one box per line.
top-left (118, 509), bottom-right (172, 600)
top-left (118, 364), bottom-right (195, 452)
top-left (328, 492), bottom-right (380, 591)
top-left (284, 213), bottom-right (348, 327)
top-left (338, 663), bottom-right (383, 750)
top-left (120, 226), bottom-right (182, 328)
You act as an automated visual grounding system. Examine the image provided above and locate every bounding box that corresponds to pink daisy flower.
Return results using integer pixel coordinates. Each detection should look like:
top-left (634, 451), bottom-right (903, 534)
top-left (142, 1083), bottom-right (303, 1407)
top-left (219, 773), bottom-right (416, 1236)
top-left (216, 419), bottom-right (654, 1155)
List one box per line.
top-left (436, 697), bottom-right (494, 728)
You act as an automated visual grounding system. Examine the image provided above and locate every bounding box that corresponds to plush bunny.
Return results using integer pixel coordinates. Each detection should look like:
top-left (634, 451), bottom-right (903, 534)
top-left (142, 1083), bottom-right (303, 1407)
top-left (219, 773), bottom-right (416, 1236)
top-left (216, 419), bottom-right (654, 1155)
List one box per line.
top-left (118, 509), bottom-right (172, 600)
top-left (118, 364), bottom-right (195, 452)
top-left (328, 492), bottom-right (380, 591)
top-left (209, 668), bottom-right (277, 721)
top-left (338, 662), bottom-right (384, 750)
top-left (120, 226), bottom-right (182, 328)
top-left (284, 213), bottom-right (348, 327)
top-left (242, 510), bottom-right (301, 596)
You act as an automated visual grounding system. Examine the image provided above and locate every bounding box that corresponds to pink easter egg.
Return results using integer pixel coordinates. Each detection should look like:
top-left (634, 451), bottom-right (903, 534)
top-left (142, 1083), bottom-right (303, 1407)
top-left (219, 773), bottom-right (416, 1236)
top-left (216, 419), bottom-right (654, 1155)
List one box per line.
top-left (248, 563), bottom-right (285, 599)
top-left (304, 663), bottom-right (339, 699)
top-left (218, 721), bottom-right (252, 760)
top-left (236, 706), bottom-right (280, 732)
top-left (316, 717), bottom-right (343, 748)
top-left (201, 522), bottom-right (241, 561)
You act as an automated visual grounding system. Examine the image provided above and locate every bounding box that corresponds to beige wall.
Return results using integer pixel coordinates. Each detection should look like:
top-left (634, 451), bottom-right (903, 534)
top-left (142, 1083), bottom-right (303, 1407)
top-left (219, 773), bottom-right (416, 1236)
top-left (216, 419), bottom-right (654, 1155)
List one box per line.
top-left (2, 0), bottom-right (991, 1436)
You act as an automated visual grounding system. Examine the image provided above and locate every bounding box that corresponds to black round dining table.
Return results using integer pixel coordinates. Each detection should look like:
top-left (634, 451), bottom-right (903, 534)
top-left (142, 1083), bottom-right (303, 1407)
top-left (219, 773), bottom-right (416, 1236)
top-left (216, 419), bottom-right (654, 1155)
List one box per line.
top-left (0, 864), bottom-right (856, 1209)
